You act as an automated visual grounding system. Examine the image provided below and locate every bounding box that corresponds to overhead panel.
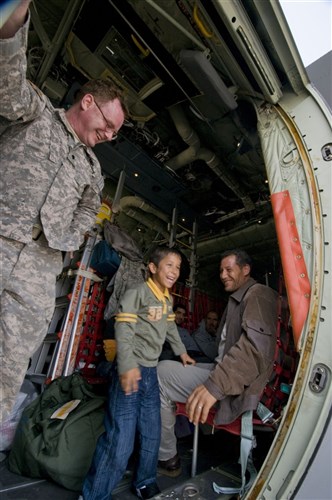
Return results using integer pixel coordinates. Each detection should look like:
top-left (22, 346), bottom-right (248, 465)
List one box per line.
top-left (94, 139), bottom-right (195, 224)
top-left (251, 0), bottom-right (308, 94)
top-left (180, 50), bottom-right (238, 116)
top-left (209, 0), bottom-right (283, 103)
top-left (95, 27), bottom-right (157, 94)
top-left (108, 0), bottom-right (199, 106)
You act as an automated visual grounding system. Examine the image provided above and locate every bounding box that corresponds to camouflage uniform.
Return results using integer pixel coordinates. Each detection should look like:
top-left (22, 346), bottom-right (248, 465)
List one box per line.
top-left (0, 18), bottom-right (104, 423)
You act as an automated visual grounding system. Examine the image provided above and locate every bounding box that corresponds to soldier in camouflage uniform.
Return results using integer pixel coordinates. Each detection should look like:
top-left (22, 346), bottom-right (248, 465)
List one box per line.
top-left (0, 0), bottom-right (127, 423)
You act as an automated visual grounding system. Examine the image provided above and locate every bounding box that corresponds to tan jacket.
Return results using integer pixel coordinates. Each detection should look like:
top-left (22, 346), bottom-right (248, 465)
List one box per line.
top-left (204, 278), bottom-right (278, 425)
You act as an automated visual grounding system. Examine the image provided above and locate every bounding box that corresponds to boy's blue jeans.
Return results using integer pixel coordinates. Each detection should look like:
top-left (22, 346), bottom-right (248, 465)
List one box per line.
top-left (83, 366), bottom-right (161, 500)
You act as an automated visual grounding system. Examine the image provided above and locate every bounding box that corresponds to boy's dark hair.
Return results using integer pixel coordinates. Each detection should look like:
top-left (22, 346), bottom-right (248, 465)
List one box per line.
top-left (173, 303), bottom-right (187, 313)
top-left (74, 79), bottom-right (128, 117)
top-left (149, 246), bottom-right (182, 267)
top-left (220, 248), bottom-right (253, 271)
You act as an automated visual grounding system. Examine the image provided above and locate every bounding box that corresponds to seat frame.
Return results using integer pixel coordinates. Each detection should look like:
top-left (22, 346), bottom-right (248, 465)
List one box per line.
top-left (175, 403), bottom-right (276, 495)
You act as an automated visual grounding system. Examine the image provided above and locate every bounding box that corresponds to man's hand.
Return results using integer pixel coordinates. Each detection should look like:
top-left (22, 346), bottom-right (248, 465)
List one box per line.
top-left (119, 367), bottom-right (141, 395)
top-left (186, 384), bottom-right (217, 425)
top-left (180, 352), bottom-right (196, 366)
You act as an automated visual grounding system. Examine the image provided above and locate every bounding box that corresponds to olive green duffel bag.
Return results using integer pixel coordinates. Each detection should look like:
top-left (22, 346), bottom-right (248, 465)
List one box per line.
top-left (8, 373), bottom-right (105, 491)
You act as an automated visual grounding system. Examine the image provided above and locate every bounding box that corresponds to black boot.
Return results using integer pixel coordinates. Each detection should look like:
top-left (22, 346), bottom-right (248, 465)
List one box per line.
top-left (157, 454), bottom-right (181, 477)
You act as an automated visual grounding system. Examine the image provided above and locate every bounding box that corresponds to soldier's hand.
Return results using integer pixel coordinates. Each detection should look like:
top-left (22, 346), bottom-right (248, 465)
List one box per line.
top-left (0, 1), bottom-right (32, 37)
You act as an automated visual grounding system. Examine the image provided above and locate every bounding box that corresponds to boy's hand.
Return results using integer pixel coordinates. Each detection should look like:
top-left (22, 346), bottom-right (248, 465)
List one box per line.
top-left (120, 367), bottom-right (141, 395)
top-left (180, 353), bottom-right (196, 366)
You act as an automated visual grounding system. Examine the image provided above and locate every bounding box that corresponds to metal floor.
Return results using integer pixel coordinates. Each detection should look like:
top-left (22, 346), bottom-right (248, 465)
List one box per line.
top-left (0, 424), bottom-right (273, 500)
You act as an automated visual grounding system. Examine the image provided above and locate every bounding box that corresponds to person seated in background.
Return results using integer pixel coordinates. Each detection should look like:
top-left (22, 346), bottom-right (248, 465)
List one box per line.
top-left (191, 310), bottom-right (220, 363)
top-left (160, 306), bottom-right (220, 363)
top-left (159, 303), bottom-right (199, 361)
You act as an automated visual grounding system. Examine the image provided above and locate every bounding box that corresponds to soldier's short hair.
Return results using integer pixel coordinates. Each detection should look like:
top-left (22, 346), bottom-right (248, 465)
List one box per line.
top-left (74, 79), bottom-right (128, 117)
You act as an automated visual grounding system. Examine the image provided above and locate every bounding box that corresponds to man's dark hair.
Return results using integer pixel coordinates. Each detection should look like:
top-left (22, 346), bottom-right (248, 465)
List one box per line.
top-left (148, 246), bottom-right (182, 267)
top-left (206, 310), bottom-right (219, 319)
top-left (173, 303), bottom-right (187, 313)
top-left (74, 79), bottom-right (128, 117)
top-left (220, 248), bottom-right (253, 271)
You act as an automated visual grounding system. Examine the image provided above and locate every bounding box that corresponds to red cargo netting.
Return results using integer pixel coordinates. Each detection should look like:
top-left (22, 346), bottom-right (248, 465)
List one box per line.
top-left (75, 281), bottom-right (107, 383)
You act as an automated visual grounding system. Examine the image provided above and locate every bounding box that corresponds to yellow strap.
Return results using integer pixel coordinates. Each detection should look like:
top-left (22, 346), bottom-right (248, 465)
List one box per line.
top-left (131, 34), bottom-right (150, 57)
top-left (193, 4), bottom-right (213, 38)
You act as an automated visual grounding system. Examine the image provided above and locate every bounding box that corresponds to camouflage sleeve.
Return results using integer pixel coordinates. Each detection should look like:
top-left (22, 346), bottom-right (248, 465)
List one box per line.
top-left (42, 174), bottom-right (104, 252)
top-left (0, 14), bottom-right (46, 122)
top-left (70, 180), bottom-right (104, 239)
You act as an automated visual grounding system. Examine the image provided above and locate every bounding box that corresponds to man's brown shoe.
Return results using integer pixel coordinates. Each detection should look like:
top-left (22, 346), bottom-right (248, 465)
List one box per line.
top-left (157, 454), bottom-right (181, 477)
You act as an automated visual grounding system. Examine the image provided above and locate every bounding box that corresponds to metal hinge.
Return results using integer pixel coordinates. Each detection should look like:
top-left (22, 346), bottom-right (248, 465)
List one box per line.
top-left (309, 364), bottom-right (328, 393)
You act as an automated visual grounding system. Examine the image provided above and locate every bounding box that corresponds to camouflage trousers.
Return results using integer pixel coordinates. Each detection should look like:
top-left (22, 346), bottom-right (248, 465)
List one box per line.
top-left (0, 235), bottom-right (62, 423)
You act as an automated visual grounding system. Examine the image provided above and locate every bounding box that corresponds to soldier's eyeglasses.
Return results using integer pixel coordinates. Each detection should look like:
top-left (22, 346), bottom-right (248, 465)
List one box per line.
top-left (94, 99), bottom-right (118, 141)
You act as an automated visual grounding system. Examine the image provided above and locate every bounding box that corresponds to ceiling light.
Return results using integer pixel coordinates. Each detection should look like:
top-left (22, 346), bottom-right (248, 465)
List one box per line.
top-left (106, 46), bottom-right (115, 55)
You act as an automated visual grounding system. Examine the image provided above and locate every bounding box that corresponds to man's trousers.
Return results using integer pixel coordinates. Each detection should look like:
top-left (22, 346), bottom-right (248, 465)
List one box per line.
top-left (0, 235), bottom-right (62, 423)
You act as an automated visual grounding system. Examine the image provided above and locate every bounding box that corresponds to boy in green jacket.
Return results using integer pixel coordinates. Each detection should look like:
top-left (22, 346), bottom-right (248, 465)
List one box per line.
top-left (82, 246), bottom-right (195, 499)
